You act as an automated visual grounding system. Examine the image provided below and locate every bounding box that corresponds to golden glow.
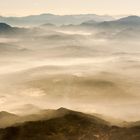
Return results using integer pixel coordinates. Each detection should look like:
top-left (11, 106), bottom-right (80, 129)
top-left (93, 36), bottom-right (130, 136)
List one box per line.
top-left (0, 0), bottom-right (140, 16)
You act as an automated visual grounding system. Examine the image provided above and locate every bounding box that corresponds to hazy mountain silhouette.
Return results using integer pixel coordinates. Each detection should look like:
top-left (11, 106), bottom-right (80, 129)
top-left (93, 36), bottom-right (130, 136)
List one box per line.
top-left (116, 16), bottom-right (140, 25)
top-left (0, 22), bottom-right (28, 35)
top-left (0, 23), bottom-right (16, 34)
top-left (0, 13), bottom-right (114, 26)
top-left (0, 111), bottom-right (19, 128)
top-left (0, 111), bottom-right (17, 119)
top-left (78, 15), bottom-right (140, 40)
top-left (0, 108), bottom-right (109, 128)
top-left (0, 108), bottom-right (139, 140)
top-left (0, 23), bottom-right (12, 31)
top-left (82, 15), bottom-right (140, 29)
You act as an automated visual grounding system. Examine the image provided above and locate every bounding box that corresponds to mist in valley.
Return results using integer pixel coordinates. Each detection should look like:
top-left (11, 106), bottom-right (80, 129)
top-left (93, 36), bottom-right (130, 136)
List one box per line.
top-left (0, 19), bottom-right (139, 125)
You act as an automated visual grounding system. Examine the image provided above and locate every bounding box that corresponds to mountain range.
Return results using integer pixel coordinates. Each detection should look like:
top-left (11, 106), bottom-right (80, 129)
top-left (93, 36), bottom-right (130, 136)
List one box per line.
top-left (0, 13), bottom-right (114, 26)
top-left (81, 16), bottom-right (140, 29)
top-left (1, 15), bottom-right (140, 31)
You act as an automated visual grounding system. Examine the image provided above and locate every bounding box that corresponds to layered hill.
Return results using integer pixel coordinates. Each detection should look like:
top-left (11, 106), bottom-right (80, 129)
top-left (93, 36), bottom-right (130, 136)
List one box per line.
top-left (0, 14), bottom-right (114, 26)
top-left (0, 108), bottom-right (139, 140)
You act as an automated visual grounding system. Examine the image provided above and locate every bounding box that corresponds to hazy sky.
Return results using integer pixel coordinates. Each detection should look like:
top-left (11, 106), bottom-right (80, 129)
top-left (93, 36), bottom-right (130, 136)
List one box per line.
top-left (0, 0), bottom-right (140, 16)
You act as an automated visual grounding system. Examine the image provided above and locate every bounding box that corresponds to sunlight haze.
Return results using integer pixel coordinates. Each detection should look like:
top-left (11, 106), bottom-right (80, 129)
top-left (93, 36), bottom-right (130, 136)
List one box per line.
top-left (0, 0), bottom-right (140, 16)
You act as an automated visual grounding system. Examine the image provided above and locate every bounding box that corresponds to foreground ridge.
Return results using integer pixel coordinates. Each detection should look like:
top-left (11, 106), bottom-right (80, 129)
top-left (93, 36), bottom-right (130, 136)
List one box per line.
top-left (0, 108), bottom-right (139, 140)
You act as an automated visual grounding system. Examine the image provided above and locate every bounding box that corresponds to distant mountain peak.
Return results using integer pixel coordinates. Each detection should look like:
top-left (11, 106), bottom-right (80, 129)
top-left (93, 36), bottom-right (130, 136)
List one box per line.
top-left (0, 111), bottom-right (10, 115)
top-left (118, 15), bottom-right (140, 22)
top-left (0, 23), bottom-right (11, 29)
top-left (0, 111), bottom-right (17, 118)
top-left (57, 107), bottom-right (71, 113)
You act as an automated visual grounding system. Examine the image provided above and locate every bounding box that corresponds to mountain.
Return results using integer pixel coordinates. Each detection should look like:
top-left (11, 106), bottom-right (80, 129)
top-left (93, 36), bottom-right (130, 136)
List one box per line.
top-left (116, 16), bottom-right (140, 25)
top-left (127, 121), bottom-right (140, 127)
top-left (0, 111), bottom-right (19, 128)
top-left (82, 15), bottom-right (140, 29)
top-left (0, 108), bottom-right (139, 140)
top-left (0, 23), bottom-right (12, 31)
top-left (0, 108), bottom-right (110, 140)
top-left (0, 13), bottom-right (114, 26)
top-left (79, 15), bottom-right (140, 40)
top-left (0, 23), bottom-right (15, 33)
top-left (0, 22), bottom-right (27, 35)
top-left (0, 108), bottom-right (109, 128)
top-left (0, 111), bottom-right (17, 119)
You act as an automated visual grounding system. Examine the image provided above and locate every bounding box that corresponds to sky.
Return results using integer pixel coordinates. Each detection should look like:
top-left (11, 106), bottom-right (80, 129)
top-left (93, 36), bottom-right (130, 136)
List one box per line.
top-left (0, 0), bottom-right (140, 16)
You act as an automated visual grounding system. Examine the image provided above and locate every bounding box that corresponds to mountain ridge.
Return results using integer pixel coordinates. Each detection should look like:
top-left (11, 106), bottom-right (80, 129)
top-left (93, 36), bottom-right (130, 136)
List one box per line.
top-left (81, 15), bottom-right (140, 29)
top-left (0, 108), bottom-right (139, 140)
top-left (0, 13), bottom-right (114, 26)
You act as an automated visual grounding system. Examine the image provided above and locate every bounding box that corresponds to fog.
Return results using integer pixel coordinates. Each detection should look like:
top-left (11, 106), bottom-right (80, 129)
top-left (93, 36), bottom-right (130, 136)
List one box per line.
top-left (0, 23), bottom-right (140, 122)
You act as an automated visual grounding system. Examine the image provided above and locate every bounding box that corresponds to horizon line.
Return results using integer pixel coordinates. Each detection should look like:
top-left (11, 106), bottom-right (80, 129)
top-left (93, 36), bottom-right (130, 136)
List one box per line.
top-left (0, 12), bottom-right (134, 18)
